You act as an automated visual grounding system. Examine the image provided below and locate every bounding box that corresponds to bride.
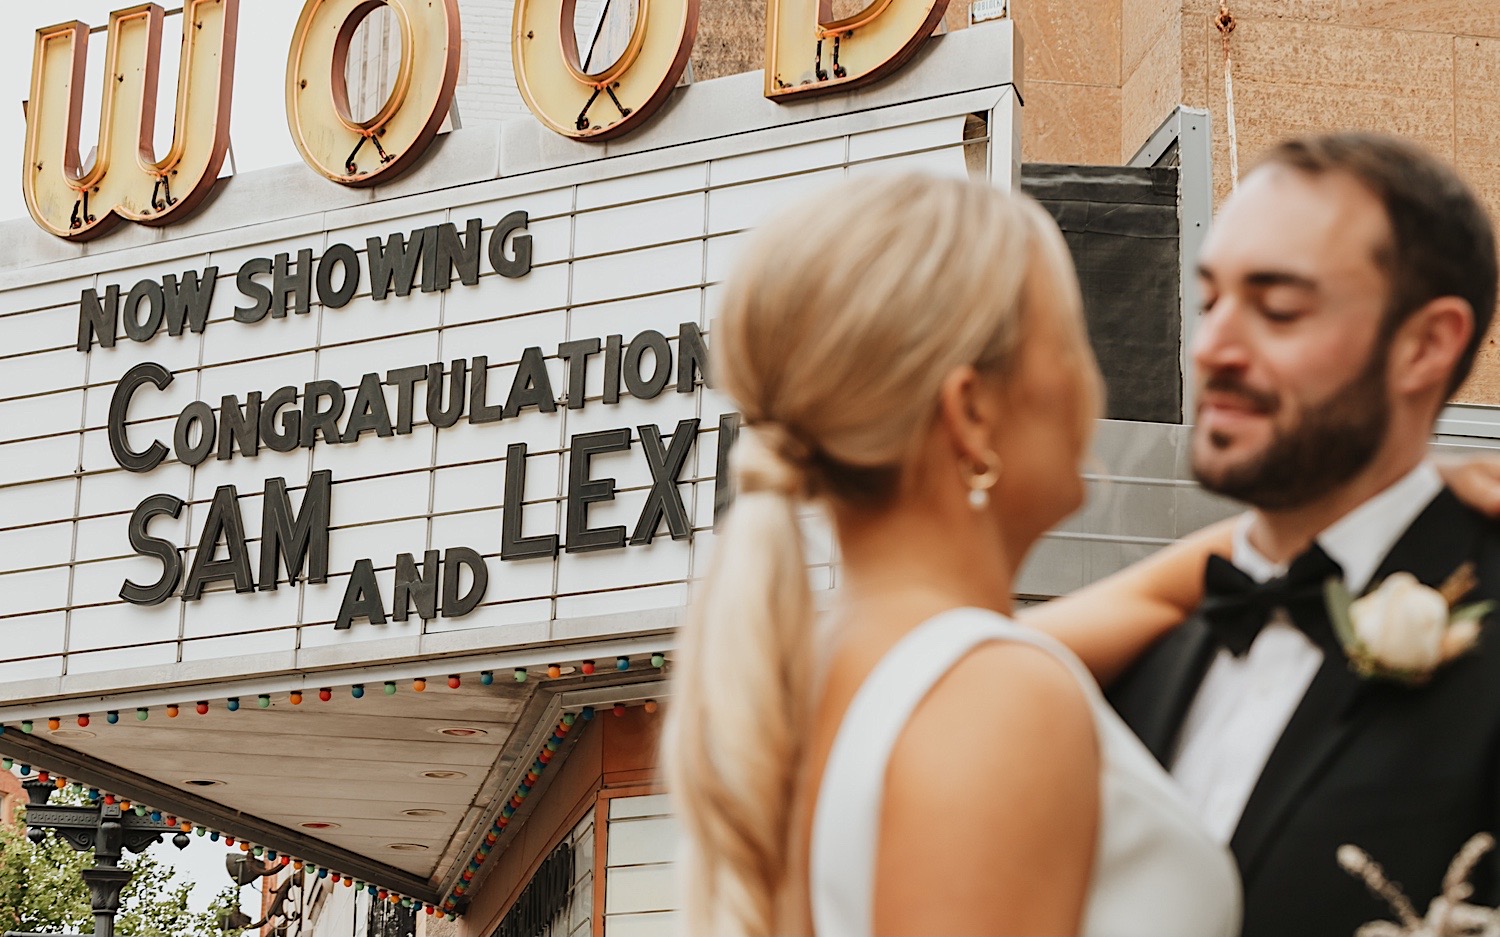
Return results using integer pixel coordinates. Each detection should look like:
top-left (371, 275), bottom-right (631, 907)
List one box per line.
top-left (662, 174), bottom-right (1245, 936)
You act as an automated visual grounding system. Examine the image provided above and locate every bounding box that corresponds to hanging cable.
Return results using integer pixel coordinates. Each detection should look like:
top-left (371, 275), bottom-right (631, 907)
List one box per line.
top-left (1216, 3), bottom-right (1240, 190)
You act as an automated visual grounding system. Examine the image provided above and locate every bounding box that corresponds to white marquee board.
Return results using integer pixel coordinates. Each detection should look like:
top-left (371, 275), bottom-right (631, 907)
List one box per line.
top-left (0, 22), bottom-right (1019, 716)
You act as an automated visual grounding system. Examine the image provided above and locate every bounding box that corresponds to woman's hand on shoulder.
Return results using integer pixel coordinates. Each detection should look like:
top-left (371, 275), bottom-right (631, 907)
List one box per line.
top-left (873, 641), bottom-right (1099, 936)
top-left (1437, 454), bottom-right (1500, 518)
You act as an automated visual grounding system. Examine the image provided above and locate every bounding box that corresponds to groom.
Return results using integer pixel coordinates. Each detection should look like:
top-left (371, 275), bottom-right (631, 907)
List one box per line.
top-left (1111, 132), bottom-right (1500, 937)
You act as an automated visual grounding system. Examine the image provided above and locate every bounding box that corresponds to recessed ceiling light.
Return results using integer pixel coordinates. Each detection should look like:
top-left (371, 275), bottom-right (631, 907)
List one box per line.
top-left (184, 779), bottom-right (225, 788)
top-left (419, 770), bottom-right (467, 780)
top-left (387, 842), bottom-right (429, 852)
top-left (435, 726), bottom-right (488, 738)
top-left (402, 808), bottom-right (447, 818)
top-left (49, 728), bottom-right (95, 740)
top-left (300, 821), bottom-right (341, 830)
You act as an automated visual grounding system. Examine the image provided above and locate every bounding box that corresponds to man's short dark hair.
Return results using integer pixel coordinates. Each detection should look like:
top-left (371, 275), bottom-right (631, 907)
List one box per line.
top-left (1256, 133), bottom-right (1497, 396)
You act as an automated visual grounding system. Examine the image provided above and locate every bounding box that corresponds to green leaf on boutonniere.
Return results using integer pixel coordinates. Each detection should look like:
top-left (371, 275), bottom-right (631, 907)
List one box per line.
top-left (1325, 576), bottom-right (1359, 651)
top-left (1449, 600), bottom-right (1495, 626)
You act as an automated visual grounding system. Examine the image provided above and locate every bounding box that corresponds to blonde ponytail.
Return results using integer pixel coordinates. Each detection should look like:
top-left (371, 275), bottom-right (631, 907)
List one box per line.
top-left (662, 174), bottom-right (1085, 935)
top-left (665, 425), bottom-right (815, 934)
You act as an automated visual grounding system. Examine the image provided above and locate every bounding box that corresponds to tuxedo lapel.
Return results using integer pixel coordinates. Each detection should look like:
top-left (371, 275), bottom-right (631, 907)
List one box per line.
top-left (1230, 488), bottom-right (1484, 881)
top-left (1129, 616), bottom-right (1218, 765)
top-left (1228, 647), bottom-right (1368, 879)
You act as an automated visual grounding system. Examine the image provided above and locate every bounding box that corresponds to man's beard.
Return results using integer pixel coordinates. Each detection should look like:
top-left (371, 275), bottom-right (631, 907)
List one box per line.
top-left (1192, 353), bottom-right (1389, 511)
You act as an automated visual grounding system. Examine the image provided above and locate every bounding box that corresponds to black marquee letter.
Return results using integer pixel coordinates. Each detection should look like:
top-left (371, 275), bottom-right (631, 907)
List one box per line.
top-left (182, 485), bottom-right (254, 600)
top-left (631, 419), bottom-right (698, 545)
top-left (109, 362), bottom-right (173, 473)
top-left (337, 559), bottom-right (387, 629)
top-left (119, 494), bottom-right (185, 606)
top-left (677, 321), bottom-right (710, 392)
top-left (503, 347), bottom-right (557, 418)
top-left (714, 412), bottom-right (742, 524)
top-left (441, 547), bottom-right (488, 618)
top-left (260, 471), bottom-right (332, 591)
top-left (565, 429), bottom-right (631, 554)
top-left (121, 279), bottom-right (165, 342)
top-left (316, 243), bottom-right (360, 309)
top-left (173, 401), bottom-right (216, 467)
top-left (623, 330), bottom-right (672, 400)
top-left (488, 211), bottom-right (532, 279)
top-left (393, 550), bottom-right (440, 621)
top-left (233, 257), bottom-right (274, 323)
top-left (501, 443), bottom-right (559, 560)
top-left (78, 284), bottom-right (120, 351)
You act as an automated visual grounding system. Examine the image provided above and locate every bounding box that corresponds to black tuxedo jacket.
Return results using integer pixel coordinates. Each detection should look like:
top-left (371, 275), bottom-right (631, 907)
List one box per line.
top-left (1110, 489), bottom-right (1500, 937)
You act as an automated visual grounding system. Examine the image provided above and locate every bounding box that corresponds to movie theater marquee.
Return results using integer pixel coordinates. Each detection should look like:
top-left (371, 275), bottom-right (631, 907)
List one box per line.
top-left (0, 0), bottom-right (1020, 713)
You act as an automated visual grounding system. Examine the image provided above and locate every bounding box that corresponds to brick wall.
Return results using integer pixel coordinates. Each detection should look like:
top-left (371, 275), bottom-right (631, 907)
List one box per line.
top-left (1182, 0), bottom-right (1500, 402)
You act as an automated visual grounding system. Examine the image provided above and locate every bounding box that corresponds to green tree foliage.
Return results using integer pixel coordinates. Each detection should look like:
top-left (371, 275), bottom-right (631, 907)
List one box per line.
top-left (0, 793), bottom-right (244, 936)
top-left (0, 815), bottom-right (92, 932)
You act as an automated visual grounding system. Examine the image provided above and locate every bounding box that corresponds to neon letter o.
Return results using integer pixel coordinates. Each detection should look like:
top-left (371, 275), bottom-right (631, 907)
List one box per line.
top-left (286, 0), bottom-right (460, 186)
top-left (514, 0), bottom-right (698, 140)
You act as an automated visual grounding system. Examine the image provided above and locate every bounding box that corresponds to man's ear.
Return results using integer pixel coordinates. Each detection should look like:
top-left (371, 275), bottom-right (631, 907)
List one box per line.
top-left (936, 364), bottom-right (1001, 469)
top-left (1388, 296), bottom-right (1474, 399)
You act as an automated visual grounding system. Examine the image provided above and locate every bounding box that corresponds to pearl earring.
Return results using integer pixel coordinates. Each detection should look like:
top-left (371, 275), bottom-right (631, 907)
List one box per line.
top-left (968, 453), bottom-right (1002, 511)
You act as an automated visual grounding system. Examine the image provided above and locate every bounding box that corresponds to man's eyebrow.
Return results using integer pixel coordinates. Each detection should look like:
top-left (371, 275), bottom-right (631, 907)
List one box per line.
top-left (1244, 271), bottom-right (1318, 290)
top-left (1195, 264), bottom-right (1317, 291)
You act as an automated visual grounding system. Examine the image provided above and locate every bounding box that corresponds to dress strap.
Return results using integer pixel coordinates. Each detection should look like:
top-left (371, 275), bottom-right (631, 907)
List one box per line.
top-left (809, 608), bottom-right (1087, 937)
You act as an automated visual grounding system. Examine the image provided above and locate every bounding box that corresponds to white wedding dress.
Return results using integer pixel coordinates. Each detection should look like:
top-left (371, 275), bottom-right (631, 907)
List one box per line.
top-left (810, 607), bottom-right (1241, 937)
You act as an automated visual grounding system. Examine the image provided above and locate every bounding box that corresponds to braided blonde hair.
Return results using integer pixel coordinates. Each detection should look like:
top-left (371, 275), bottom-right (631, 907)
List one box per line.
top-left (662, 174), bottom-right (1082, 935)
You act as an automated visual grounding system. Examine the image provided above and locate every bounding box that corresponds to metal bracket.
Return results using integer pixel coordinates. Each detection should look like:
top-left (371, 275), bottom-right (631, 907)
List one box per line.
top-left (1129, 105), bottom-right (1213, 423)
top-left (151, 174), bottom-right (176, 211)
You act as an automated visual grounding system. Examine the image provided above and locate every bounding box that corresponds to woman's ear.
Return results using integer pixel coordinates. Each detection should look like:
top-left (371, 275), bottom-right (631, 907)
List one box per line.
top-left (936, 365), bottom-right (1001, 469)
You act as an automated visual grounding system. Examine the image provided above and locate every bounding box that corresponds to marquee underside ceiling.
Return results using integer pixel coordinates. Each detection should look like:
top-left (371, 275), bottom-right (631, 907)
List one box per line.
top-left (1, 666), bottom-right (663, 903)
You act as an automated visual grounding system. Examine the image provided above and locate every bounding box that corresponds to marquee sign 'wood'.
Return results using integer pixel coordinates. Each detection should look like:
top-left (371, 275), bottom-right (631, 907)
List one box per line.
top-left (21, 0), bottom-right (951, 240)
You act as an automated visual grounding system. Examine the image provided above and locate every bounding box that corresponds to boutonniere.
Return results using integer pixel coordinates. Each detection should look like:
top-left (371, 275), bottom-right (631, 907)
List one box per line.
top-left (1325, 563), bottom-right (1492, 686)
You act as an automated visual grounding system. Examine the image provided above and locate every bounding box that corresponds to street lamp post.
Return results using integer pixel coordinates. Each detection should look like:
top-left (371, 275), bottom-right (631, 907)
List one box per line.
top-left (21, 779), bottom-right (188, 937)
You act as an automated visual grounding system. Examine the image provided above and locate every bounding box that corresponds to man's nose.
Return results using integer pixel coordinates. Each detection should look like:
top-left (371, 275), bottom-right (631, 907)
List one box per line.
top-left (1191, 297), bottom-right (1252, 375)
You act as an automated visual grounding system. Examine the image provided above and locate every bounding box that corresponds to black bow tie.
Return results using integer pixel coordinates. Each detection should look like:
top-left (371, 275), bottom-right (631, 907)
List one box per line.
top-left (1201, 545), bottom-right (1345, 657)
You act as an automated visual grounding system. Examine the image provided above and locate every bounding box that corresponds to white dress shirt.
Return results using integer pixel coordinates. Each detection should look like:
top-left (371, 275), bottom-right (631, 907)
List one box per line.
top-left (1169, 462), bottom-right (1444, 844)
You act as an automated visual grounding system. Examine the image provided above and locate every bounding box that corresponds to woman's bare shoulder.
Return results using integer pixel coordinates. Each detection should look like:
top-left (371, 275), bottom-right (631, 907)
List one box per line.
top-left (872, 637), bottom-right (1101, 934)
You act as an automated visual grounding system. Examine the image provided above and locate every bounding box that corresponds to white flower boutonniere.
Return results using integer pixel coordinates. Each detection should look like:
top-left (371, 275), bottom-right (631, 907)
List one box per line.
top-left (1325, 563), bottom-right (1492, 686)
